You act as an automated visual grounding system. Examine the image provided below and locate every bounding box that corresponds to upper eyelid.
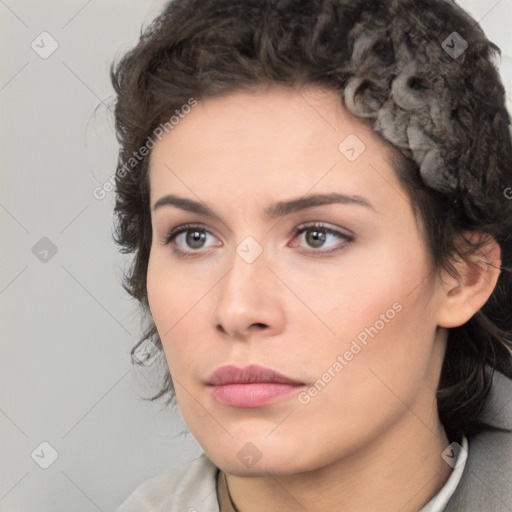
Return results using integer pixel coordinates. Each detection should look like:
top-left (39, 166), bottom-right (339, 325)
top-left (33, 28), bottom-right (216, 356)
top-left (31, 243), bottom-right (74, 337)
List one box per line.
top-left (295, 222), bottom-right (352, 235)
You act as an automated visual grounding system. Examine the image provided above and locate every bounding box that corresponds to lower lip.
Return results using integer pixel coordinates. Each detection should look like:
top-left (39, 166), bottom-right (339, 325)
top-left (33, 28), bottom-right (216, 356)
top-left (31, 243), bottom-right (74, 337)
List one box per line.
top-left (209, 383), bottom-right (305, 408)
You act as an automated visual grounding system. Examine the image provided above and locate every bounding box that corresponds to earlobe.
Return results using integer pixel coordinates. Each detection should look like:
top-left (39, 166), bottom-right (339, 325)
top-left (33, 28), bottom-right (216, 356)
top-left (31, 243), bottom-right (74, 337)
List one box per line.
top-left (436, 233), bottom-right (501, 329)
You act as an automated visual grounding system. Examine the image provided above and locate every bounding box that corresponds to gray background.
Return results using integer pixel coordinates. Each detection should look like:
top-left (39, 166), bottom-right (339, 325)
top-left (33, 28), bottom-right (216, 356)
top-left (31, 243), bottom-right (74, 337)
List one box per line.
top-left (0, 1), bottom-right (511, 510)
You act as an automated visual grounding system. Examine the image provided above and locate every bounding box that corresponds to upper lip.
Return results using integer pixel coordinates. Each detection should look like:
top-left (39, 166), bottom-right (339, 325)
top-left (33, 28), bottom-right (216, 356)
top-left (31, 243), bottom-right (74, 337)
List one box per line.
top-left (206, 364), bottom-right (304, 386)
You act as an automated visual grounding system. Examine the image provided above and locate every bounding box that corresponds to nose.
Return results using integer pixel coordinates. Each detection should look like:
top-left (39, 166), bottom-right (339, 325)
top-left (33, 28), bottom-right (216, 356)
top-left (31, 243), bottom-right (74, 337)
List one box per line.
top-left (212, 245), bottom-right (286, 340)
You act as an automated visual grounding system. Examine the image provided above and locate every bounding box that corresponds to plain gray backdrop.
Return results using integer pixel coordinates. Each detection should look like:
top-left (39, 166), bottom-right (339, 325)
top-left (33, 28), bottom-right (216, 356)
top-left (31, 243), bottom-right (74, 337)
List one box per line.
top-left (1, 1), bottom-right (511, 510)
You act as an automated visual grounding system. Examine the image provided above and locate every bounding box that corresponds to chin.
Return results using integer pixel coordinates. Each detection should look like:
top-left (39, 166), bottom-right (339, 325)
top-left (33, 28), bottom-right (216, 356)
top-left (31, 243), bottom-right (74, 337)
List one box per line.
top-left (203, 440), bottom-right (312, 477)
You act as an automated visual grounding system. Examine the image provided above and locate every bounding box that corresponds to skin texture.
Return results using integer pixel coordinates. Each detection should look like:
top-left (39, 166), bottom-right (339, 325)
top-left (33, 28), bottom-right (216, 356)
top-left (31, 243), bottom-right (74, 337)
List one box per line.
top-left (146, 83), bottom-right (501, 512)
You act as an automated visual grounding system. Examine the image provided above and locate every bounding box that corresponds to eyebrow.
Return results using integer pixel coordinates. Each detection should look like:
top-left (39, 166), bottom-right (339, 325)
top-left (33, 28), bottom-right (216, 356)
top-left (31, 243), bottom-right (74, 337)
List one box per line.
top-left (152, 192), bottom-right (376, 219)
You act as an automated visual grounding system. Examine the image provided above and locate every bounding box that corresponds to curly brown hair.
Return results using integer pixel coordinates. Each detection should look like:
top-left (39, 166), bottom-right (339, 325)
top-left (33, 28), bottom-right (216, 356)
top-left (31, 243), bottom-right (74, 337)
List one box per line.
top-left (110, 0), bottom-right (512, 440)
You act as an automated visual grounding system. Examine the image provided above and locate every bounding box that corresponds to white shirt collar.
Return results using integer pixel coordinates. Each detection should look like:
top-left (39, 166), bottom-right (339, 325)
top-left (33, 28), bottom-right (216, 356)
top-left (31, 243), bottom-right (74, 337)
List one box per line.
top-left (419, 435), bottom-right (469, 512)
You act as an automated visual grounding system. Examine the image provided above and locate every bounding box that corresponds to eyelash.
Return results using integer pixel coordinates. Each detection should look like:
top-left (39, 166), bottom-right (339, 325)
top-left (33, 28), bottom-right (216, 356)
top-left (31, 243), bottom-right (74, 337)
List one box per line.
top-left (163, 222), bottom-right (354, 259)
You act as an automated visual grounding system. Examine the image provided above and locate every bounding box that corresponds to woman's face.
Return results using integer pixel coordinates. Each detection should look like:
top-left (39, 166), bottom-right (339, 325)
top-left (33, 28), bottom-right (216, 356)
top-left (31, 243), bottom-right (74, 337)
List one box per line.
top-left (147, 84), bottom-right (448, 475)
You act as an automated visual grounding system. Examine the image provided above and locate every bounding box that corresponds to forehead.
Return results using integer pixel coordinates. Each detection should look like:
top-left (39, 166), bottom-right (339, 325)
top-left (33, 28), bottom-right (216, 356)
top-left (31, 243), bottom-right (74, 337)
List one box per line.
top-left (148, 84), bottom-right (401, 207)
top-left (151, 84), bottom-right (385, 153)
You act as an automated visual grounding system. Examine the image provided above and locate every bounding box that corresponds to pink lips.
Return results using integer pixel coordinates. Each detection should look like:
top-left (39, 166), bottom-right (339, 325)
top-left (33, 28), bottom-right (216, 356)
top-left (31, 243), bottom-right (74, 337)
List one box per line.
top-left (206, 364), bottom-right (305, 408)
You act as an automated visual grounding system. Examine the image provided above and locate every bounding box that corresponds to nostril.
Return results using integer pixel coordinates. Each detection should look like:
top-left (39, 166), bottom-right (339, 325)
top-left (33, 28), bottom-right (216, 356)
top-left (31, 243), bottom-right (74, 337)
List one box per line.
top-left (216, 324), bottom-right (228, 334)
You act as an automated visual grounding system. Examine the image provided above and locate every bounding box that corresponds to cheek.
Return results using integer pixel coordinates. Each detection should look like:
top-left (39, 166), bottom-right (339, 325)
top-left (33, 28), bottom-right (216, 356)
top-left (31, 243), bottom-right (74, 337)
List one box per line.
top-left (289, 234), bottom-right (428, 344)
top-left (146, 250), bottom-right (217, 384)
top-left (289, 235), bottom-right (436, 397)
top-left (146, 253), bottom-right (191, 360)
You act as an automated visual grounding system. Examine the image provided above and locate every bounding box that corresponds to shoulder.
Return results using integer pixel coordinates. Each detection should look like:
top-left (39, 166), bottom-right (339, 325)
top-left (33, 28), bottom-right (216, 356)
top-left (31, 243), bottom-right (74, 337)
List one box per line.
top-left (445, 369), bottom-right (512, 511)
top-left (117, 452), bottom-right (220, 512)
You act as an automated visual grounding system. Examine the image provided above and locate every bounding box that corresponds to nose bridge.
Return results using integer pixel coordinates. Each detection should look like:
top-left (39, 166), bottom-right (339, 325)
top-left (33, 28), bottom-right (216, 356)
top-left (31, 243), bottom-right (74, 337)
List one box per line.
top-left (221, 238), bottom-right (269, 306)
top-left (213, 236), bottom-right (283, 335)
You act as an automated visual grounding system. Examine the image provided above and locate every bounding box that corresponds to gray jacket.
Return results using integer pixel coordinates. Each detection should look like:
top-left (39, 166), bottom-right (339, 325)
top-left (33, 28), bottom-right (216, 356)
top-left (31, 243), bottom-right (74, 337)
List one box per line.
top-left (445, 370), bottom-right (512, 511)
top-left (118, 370), bottom-right (512, 511)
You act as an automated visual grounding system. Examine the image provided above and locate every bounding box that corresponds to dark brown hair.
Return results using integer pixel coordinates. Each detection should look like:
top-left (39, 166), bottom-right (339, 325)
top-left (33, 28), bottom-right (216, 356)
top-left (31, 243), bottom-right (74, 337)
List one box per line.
top-left (110, 0), bottom-right (512, 440)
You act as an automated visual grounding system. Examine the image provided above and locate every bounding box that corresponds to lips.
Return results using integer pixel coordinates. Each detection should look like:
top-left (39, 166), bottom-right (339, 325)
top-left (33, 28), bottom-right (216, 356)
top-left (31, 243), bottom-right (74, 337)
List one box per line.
top-left (206, 364), bottom-right (304, 386)
top-left (206, 364), bottom-right (305, 408)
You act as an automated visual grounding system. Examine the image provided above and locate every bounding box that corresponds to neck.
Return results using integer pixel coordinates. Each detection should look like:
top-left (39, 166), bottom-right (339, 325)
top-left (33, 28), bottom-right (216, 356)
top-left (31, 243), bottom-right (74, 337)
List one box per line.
top-left (226, 407), bottom-right (452, 512)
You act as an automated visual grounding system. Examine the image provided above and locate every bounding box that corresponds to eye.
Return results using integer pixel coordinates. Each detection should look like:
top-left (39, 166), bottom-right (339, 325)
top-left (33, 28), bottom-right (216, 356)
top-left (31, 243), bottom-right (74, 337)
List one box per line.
top-left (162, 222), bottom-right (353, 259)
top-left (290, 223), bottom-right (353, 255)
top-left (163, 223), bottom-right (220, 257)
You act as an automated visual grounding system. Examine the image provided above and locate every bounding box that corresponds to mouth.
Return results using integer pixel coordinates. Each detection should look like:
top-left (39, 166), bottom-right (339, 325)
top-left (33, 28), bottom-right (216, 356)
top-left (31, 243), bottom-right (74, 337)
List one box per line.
top-left (206, 364), bottom-right (306, 408)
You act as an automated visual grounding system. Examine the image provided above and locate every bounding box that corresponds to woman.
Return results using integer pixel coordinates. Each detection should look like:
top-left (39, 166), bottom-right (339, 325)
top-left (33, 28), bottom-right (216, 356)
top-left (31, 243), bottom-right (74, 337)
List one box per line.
top-left (112, 0), bottom-right (512, 510)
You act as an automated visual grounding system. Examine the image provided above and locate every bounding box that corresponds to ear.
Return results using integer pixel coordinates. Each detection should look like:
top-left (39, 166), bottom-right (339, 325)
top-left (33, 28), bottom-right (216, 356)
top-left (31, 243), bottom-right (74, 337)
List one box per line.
top-left (436, 232), bottom-right (501, 328)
